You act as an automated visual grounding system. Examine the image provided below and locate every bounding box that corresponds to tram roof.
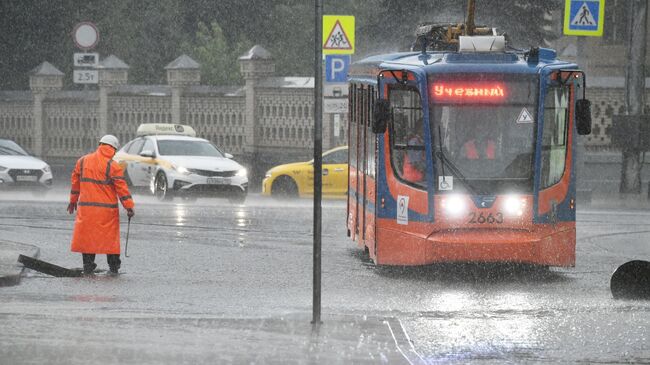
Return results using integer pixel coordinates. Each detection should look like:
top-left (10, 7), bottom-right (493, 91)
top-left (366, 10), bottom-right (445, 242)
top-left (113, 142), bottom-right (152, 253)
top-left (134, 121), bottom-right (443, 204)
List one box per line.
top-left (349, 49), bottom-right (577, 80)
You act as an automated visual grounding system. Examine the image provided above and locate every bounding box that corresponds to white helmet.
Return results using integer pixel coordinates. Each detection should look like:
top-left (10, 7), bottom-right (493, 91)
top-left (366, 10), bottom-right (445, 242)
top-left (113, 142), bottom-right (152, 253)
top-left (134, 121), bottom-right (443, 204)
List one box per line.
top-left (99, 135), bottom-right (119, 149)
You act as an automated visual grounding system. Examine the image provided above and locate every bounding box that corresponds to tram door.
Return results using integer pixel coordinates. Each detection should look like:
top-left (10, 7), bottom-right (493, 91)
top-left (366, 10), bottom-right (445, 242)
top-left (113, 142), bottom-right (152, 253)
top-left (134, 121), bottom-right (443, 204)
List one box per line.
top-left (349, 83), bottom-right (376, 248)
top-left (376, 69), bottom-right (430, 258)
top-left (538, 80), bottom-right (573, 219)
top-left (355, 85), bottom-right (370, 242)
top-left (349, 84), bottom-right (361, 241)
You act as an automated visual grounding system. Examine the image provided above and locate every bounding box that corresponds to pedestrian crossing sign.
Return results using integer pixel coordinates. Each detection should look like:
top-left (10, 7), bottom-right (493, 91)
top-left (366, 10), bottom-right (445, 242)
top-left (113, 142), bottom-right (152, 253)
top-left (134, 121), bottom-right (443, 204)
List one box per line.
top-left (564, 0), bottom-right (605, 36)
top-left (323, 15), bottom-right (355, 55)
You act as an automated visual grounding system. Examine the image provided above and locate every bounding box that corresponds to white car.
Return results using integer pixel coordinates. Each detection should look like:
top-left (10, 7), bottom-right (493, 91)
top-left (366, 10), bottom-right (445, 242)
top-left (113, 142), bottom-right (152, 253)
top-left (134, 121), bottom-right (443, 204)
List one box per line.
top-left (114, 124), bottom-right (248, 203)
top-left (0, 139), bottom-right (53, 191)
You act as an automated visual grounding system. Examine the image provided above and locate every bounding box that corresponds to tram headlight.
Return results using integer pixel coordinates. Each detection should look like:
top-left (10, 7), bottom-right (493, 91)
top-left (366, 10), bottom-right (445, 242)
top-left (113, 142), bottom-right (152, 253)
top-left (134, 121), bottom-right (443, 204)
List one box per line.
top-left (441, 195), bottom-right (466, 217)
top-left (504, 195), bottom-right (526, 216)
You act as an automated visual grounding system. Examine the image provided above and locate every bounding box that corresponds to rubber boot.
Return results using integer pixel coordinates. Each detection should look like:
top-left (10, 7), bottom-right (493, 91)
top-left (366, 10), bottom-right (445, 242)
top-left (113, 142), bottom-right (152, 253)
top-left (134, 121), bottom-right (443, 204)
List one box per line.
top-left (107, 254), bottom-right (120, 276)
top-left (83, 262), bottom-right (97, 275)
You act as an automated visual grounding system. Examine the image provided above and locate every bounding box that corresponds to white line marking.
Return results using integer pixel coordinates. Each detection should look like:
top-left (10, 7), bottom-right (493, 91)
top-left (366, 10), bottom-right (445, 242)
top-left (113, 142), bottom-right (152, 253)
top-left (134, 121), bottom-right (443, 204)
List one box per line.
top-left (385, 318), bottom-right (426, 365)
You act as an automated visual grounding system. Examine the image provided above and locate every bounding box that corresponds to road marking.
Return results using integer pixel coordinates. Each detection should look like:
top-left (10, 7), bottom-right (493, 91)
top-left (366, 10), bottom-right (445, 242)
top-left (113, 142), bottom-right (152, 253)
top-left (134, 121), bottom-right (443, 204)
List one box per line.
top-left (385, 317), bottom-right (426, 365)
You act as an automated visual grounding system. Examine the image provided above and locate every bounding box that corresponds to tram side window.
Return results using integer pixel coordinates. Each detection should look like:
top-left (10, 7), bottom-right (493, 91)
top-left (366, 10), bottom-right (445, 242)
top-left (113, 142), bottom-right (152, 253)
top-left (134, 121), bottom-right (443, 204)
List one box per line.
top-left (541, 86), bottom-right (569, 188)
top-left (389, 87), bottom-right (425, 186)
top-left (366, 86), bottom-right (376, 178)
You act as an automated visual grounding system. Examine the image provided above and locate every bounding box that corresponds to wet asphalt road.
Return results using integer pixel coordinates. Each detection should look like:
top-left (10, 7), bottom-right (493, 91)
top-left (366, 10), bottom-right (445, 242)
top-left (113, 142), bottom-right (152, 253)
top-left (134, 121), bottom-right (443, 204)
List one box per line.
top-left (0, 190), bottom-right (649, 364)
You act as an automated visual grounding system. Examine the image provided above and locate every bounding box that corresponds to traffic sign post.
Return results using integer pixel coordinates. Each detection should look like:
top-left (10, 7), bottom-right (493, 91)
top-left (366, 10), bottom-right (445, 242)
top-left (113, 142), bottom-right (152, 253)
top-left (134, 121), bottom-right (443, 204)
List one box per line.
top-left (73, 53), bottom-right (99, 67)
top-left (325, 55), bottom-right (350, 83)
top-left (72, 22), bottom-right (99, 50)
top-left (72, 22), bottom-right (100, 85)
top-left (323, 15), bottom-right (355, 55)
top-left (564, 0), bottom-right (605, 36)
top-left (73, 70), bottom-right (98, 84)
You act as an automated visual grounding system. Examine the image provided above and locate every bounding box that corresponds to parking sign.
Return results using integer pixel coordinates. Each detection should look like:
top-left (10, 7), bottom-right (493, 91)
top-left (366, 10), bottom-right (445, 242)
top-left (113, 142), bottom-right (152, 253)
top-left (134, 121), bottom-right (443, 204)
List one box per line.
top-left (325, 55), bottom-right (350, 83)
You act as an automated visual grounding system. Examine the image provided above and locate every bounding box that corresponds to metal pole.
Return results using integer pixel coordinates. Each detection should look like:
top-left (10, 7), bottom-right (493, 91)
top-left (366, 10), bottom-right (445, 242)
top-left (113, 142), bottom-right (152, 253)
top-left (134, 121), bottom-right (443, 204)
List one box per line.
top-left (125, 215), bottom-right (131, 257)
top-left (621, 0), bottom-right (647, 195)
top-left (312, 0), bottom-right (323, 325)
top-left (465, 0), bottom-right (476, 36)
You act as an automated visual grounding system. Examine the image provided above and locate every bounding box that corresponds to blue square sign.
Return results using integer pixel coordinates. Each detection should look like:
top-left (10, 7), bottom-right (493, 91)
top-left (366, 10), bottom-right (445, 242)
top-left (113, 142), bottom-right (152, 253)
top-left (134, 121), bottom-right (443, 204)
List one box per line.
top-left (325, 55), bottom-right (350, 83)
top-left (564, 0), bottom-right (605, 36)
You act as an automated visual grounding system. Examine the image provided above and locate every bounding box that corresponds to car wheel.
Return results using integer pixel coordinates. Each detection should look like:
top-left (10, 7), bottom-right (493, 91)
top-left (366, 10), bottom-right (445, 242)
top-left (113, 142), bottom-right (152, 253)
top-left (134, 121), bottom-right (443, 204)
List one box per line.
top-left (271, 176), bottom-right (298, 198)
top-left (154, 172), bottom-right (172, 201)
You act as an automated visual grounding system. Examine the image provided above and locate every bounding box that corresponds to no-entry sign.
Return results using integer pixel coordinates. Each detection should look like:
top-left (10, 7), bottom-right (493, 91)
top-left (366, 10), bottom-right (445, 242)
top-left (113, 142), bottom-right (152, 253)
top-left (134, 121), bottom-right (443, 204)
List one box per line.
top-left (73, 22), bottom-right (99, 50)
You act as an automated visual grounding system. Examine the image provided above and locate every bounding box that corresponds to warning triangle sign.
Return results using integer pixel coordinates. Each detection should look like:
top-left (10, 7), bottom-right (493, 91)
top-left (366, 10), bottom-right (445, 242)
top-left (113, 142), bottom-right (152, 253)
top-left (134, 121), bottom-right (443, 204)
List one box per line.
top-left (517, 108), bottom-right (534, 123)
top-left (323, 20), bottom-right (352, 50)
top-left (571, 3), bottom-right (596, 25)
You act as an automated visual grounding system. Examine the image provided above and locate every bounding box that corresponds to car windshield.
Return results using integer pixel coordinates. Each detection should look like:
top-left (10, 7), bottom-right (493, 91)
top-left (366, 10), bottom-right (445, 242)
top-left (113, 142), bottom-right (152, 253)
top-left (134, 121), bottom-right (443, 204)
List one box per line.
top-left (156, 140), bottom-right (224, 157)
top-left (0, 139), bottom-right (28, 156)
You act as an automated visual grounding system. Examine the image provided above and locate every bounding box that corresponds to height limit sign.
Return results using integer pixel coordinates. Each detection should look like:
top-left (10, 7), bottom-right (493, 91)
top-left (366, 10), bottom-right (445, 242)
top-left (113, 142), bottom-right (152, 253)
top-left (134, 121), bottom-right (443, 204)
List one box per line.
top-left (323, 15), bottom-right (355, 55)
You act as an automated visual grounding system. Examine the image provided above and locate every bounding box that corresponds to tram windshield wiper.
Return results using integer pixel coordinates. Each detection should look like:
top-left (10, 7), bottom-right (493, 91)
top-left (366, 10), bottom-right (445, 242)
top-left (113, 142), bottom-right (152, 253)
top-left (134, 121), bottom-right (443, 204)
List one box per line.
top-left (435, 125), bottom-right (480, 196)
top-left (434, 150), bottom-right (480, 196)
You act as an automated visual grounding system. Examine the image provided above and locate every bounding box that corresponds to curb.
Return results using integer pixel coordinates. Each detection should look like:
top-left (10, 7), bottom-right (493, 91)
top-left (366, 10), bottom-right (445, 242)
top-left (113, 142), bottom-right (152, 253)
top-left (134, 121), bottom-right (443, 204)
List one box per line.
top-left (0, 241), bottom-right (40, 287)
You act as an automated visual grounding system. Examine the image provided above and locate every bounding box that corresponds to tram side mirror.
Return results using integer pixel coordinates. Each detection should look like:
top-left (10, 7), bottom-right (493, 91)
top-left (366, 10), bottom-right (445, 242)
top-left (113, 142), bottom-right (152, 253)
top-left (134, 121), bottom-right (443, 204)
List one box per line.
top-left (576, 99), bottom-right (592, 135)
top-left (139, 150), bottom-right (155, 158)
top-left (373, 99), bottom-right (391, 134)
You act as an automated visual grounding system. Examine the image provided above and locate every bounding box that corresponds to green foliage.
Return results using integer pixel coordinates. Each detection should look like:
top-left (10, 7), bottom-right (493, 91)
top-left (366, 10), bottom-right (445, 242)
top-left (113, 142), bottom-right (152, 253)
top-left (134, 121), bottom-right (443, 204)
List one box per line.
top-left (92, 0), bottom-right (188, 84)
top-left (182, 22), bottom-right (251, 85)
top-left (0, 0), bottom-right (566, 89)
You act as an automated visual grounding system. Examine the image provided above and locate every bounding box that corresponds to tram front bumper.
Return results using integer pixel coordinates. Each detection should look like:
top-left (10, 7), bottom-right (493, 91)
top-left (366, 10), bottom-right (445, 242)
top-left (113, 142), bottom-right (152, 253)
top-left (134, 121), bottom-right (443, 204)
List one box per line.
top-left (376, 223), bottom-right (576, 267)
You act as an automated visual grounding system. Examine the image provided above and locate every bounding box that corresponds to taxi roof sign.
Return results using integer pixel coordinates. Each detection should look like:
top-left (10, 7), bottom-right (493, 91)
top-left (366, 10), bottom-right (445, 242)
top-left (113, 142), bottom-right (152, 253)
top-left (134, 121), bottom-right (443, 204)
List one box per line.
top-left (323, 15), bottom-right (355, 55)
top-left (136, 123), bottom-right (196, 137)
top-left (563, 0), bottom-right (605, 36)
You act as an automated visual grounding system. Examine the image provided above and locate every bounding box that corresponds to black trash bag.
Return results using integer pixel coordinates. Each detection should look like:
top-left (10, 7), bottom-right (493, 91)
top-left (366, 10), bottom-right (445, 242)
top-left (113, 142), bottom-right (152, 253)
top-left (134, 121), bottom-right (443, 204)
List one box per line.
top-left (610, 260), bottom-right (650, 300)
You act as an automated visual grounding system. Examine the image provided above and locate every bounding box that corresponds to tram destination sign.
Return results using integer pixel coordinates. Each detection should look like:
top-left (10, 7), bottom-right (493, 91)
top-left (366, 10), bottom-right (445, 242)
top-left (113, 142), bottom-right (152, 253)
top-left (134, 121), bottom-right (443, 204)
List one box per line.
top-left (429, 77), bottom-right (537, 104)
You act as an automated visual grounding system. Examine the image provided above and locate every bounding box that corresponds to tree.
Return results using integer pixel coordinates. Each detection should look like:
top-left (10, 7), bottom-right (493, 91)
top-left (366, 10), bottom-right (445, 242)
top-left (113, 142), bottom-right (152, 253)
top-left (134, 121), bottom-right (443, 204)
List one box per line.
top-left (0, 0), bottom-right (566, 89)
top-left (476, 0), bottom-right (563, 48)
top-left (182, 21), bottom-right (251, 85)
top-left (94, 0), bottom-right (187, 84)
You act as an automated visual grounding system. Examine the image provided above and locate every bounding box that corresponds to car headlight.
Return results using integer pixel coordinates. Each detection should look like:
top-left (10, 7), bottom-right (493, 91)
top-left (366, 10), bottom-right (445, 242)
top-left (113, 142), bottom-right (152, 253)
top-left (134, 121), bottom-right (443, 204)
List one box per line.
top-left (236, 168), bottom-right (247, 177)
top-left (42, 165), bottom-right (51, 173)
top-left (172, 164), bottom-right (190, 175)
top-left (441, 195), bottom-right (466, 217)
top-left (264, 170), bottom-right (272, 178)
top-left (0, 165), bottom-right (6, 172)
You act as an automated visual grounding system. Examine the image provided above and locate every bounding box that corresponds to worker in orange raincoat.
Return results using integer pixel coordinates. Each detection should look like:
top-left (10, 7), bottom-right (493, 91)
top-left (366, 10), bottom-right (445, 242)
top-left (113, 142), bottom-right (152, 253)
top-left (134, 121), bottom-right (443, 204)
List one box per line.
top-left (67, 135), bottom-right (135, 275)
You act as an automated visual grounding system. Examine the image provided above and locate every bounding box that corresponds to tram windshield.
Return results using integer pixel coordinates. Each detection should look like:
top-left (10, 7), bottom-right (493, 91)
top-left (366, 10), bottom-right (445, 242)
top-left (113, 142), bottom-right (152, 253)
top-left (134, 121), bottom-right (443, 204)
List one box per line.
top-left (429, 74), bottom-right (537, 194)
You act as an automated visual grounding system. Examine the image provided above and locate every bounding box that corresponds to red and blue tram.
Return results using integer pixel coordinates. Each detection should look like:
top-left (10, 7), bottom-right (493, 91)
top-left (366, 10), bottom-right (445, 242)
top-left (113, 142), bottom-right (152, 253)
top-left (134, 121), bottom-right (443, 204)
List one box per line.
top-left (346, 32), bottom-right (592, 267)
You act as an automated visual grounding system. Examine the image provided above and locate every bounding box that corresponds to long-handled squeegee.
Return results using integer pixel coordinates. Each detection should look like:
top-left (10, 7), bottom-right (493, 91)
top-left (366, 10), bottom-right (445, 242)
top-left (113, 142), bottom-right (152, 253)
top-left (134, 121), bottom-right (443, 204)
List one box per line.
top-left (17, 255), bottom-right (82, 277)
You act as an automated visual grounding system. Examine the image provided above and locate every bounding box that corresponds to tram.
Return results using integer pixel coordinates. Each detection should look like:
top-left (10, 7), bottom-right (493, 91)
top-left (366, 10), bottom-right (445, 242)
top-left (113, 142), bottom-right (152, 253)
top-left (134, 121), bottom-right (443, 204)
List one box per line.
top-left (346, 13), bottom-right (592, 267)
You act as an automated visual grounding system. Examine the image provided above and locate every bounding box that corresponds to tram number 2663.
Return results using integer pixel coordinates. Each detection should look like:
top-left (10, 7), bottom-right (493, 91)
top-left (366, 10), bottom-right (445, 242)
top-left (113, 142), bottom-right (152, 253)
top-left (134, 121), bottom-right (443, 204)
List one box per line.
top-left (467, 212), bottom-right (504, 224)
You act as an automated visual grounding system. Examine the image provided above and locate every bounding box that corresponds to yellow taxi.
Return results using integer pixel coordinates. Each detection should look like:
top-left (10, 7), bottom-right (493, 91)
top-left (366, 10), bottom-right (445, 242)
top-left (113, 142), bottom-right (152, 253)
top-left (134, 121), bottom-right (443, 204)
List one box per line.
top-left (262, 146), bottom-right (348, 198)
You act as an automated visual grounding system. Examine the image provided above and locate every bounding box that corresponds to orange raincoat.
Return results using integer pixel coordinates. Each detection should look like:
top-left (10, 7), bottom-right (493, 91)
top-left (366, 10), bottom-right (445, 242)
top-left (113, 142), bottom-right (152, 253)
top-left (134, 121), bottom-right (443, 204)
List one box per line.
top-left (70, 144), bottom-right (134, 254)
